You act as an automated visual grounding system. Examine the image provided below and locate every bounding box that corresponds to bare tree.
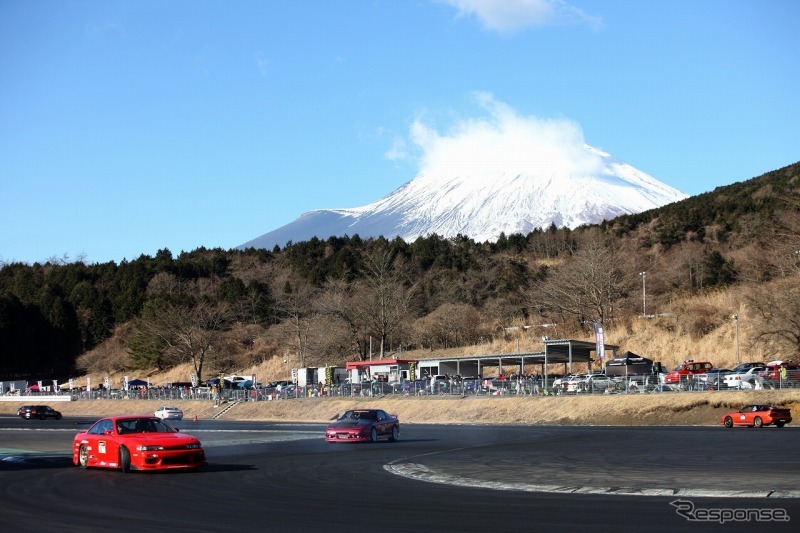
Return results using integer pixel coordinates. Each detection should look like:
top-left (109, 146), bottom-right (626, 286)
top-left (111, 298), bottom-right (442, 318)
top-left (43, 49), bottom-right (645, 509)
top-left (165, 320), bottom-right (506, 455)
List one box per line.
top-left (355, 246), bottom-right (415, 358)
top-left (271, 273), bottom-right (316, 367)
top-left (528, 236), bottom-right (633, 328)
top-left (135, 301), bottom-right (233, 383)
top-left (746, 278), bottom-right (800, 358)
top-left (411, 303), bottom-right (485, 350)
top-left (316, 277), bottom-right (371, 360)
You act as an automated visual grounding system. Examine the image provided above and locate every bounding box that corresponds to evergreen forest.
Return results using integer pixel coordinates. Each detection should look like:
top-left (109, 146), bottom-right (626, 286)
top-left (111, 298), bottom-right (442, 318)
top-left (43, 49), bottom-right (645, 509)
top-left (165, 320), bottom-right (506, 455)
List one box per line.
top-left (1, 162), bottom-right (798, 384)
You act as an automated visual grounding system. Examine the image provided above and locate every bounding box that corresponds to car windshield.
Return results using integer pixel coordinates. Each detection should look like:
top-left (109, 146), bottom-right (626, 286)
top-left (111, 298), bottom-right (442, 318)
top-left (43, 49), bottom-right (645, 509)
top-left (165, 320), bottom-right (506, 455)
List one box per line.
top-left (343, 410), bottom-right (377, 421)
top-left (116, 417), bottom-right (176, 434)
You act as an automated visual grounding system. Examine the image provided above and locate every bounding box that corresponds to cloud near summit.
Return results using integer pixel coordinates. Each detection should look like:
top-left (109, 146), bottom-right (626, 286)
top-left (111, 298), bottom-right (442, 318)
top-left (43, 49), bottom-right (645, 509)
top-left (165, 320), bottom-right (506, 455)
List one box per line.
top-left (440, 0), bottom-right (602, 33)
top-left (401, 93), bottom-right (606, 181)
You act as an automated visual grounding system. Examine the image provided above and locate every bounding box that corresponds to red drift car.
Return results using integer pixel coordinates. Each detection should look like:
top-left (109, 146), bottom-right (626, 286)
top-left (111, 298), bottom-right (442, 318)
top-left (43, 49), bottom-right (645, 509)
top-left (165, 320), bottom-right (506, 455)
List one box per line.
top-left (325, 409), bottom-right (399, 443)
top-left (73, 415), bottom-right (206, 472)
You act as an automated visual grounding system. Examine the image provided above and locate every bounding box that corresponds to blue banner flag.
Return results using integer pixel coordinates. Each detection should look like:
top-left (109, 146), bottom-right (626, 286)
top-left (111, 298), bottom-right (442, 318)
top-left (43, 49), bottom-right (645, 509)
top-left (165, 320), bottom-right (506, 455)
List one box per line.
top-left (594, 321), bottom-right (605, 361)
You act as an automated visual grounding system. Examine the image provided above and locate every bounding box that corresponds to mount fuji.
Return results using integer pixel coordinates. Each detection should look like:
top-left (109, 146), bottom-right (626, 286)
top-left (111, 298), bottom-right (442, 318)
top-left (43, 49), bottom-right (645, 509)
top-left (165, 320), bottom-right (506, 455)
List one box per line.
top-left (239, 146), bottom-right (687, 250)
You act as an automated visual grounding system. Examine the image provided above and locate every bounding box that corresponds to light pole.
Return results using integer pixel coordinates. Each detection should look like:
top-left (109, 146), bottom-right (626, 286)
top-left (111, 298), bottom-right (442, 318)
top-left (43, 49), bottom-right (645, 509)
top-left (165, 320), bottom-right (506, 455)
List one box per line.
top-left (733, 315), bottom-right (740, 365)
top-left (639, 271), bottom-right (647, 318)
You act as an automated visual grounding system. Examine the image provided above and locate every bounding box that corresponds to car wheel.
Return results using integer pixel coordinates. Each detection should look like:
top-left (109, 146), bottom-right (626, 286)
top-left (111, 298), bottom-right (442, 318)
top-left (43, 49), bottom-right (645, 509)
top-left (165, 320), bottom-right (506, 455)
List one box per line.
top-left (119, 446), bottom-right (131, 473)
top-left (723, 416), bottom-right (733, 428)
top-left (370, 427), bottom-right (378, 443)
top-left (776, 422), bottom-right (785, 428)
top-left (55, 413), bottom-right (62, 420)
top-left (389, 425), bottom-right (399, 442)
top-left (753, 417), bottom-right (763, 428)
top-left (78, 444), bottom-right (89, 468)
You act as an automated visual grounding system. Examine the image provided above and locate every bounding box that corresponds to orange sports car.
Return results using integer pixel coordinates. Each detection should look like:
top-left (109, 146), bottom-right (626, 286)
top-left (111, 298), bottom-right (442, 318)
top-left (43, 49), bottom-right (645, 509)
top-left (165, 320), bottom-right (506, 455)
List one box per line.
top-left (721, 405), bottom-right (792, 428)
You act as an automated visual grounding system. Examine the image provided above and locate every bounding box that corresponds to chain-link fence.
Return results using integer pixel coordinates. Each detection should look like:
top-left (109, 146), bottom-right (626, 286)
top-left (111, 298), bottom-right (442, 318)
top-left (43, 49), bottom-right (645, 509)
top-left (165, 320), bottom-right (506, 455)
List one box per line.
top-left (11, 371), bottom-right (800, 404)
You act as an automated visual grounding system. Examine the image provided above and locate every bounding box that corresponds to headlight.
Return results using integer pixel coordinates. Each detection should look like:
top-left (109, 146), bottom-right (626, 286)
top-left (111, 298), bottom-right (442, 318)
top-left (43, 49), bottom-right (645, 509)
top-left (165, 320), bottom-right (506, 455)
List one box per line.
top-left (185, 443), bottom-right (201, 449)
top-left (136, 445), bottom-right (164, 451)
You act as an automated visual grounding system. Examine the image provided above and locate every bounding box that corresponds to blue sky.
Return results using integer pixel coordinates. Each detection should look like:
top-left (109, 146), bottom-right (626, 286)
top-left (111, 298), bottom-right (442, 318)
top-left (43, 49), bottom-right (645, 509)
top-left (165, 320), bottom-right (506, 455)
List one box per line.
top-left (1, 0), bottom-right (798, 265)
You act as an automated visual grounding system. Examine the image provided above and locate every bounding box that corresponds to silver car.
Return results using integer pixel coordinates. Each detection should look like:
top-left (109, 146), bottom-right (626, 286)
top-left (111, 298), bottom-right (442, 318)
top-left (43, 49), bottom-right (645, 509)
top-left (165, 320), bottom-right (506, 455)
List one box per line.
top-left (154, 406), bottom-right (184, 420)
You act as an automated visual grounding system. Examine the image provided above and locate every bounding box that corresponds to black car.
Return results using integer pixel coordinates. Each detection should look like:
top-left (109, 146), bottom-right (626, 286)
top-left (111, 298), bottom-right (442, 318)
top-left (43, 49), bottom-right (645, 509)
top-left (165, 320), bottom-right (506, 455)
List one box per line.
top-left (18, 405), bottom-right (62, 420)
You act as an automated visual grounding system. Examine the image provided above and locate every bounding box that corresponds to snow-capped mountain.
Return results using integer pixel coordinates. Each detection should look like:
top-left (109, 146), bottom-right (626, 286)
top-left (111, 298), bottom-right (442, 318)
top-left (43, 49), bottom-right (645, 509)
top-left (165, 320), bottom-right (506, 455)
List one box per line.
top-left (239, 146), bottom-right (687, 250)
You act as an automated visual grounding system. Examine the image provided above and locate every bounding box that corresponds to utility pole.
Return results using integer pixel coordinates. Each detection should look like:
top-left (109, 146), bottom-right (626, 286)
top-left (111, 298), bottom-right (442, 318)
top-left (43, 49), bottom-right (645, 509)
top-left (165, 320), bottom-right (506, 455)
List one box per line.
top-left (639, 271), bottom-right (647, 318)
top-left (733, 315), bottom-right (740, 365)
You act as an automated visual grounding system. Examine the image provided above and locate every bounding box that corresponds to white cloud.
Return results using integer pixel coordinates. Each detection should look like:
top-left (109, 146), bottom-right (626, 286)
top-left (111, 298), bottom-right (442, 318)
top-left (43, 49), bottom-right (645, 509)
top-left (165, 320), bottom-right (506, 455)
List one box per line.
top-left (440, 0), bottom-right (602, 33)
top-left (408, 93), bottom-right (605, 179)
top-left (255, 52), bottom-right (269, 77)
top-left (384, 136), bottom-right (410, 161)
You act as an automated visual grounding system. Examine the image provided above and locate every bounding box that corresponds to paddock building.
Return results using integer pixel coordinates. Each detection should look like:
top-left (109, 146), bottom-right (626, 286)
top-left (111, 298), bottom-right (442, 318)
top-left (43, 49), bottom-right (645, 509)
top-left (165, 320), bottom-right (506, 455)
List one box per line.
top-left (347, 339), bottom-right (618, 389)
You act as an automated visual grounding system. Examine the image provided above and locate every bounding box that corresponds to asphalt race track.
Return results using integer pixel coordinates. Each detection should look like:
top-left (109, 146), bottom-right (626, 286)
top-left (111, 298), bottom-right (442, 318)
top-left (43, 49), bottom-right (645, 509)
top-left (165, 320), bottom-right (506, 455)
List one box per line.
top-left (1, 416), bottom-right (798, 532)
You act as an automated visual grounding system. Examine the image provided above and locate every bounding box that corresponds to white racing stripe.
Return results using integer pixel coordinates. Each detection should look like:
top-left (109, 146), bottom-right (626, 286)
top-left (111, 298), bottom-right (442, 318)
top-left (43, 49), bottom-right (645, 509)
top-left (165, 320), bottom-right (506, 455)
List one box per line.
top-left (385, 463), bottom-right (800, 499)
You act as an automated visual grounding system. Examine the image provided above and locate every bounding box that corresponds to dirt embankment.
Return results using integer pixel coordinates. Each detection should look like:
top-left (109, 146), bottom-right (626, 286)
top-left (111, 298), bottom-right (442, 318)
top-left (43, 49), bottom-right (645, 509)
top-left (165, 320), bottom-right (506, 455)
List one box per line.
top-left (3, 390), bottom-right (799, 426)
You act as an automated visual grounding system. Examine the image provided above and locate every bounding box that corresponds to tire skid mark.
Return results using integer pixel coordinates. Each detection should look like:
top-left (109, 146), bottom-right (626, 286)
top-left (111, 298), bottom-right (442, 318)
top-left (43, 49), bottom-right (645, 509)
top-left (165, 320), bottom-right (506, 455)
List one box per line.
top-left (385, 463), bottom-right (800, 499)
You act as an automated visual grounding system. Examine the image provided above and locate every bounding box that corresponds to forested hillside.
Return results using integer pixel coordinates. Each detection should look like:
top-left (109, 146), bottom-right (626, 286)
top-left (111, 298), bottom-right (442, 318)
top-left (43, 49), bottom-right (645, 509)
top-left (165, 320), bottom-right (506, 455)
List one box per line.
top-left (1, 162), bottom-right (798, 384)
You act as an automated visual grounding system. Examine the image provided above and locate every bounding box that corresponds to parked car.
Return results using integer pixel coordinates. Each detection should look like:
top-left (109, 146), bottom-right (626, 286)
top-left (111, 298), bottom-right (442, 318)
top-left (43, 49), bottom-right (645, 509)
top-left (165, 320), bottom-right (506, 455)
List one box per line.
top-left (552, 374), bottom-right (575, 393)
top-left (18, 405), bottom-right (62, 420)
top-left (325, 409), bottom-right (399, 443)
top-left (154, 406), bottom-right (184, 420)
top-left (720, 405), bottom-right (792, 428)
top-left (399, 379), bottom-right (427, 395)
top-left (224, 376), bottom-right (249, 387)
top-left (430, 375), bottom-right (451, 394)
top-left (723, 367), bottom-right (765, 389)
top-left (339, 379), bottom-right (362, 396)
top-left (663, 360), bottom-right (714, 387)
top-left (696, 368), bottom-right (731, 389)
top-left (563, 374), bottom-right (590, 393)
top-left (482, 378), bottom-right (512, 394)
top-left (73, 416), bottom-right (206, 472)
top-left (625, 374), bottom-right (662, 393)
top-left (729, 362), bottom-right (765, 373)
top-left (462, 377), bottom-right (481, 393)
top-left (759, 362), bottom-right (800, 388)
top-left (585, 374), bottom-right (615, 392)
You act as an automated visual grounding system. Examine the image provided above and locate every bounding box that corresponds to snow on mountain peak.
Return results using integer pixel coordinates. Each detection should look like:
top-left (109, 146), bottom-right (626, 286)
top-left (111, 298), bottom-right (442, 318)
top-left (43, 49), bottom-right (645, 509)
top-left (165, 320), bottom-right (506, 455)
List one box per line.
top-left (239, 96), bottom-right (688, 250)
top-left (240, 149), bottom-right (687, 250)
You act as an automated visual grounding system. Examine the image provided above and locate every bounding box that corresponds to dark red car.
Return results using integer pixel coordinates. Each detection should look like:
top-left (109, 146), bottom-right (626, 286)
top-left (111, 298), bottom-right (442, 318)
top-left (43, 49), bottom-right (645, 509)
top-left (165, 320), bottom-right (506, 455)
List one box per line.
top-left (760, 362), bottom-right (800, 383)
top-left (325, 409), bottom-right (399, 443)
top-left (73, 415), bottom-right (206, 472)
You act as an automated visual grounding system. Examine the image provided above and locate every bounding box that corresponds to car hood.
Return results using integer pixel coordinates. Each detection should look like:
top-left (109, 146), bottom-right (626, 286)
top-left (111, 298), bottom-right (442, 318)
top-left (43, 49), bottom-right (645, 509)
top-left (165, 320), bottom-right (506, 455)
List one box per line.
top-left (126, 433), bottom-right (199, 443)
top-left (328, 420), bottom-right (372, 430)
top-left (70, 432), bottom-right (199, 445)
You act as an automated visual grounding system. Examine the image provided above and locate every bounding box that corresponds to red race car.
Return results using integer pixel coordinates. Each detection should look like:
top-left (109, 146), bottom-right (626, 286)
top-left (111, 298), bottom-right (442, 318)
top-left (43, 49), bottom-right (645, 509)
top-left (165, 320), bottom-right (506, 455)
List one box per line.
top-left (721, 405), bottom-right (792, 428)
top-left (325, 409), bottom-right (399, 443)
top-left (73, 415), bottom-right (206, 472)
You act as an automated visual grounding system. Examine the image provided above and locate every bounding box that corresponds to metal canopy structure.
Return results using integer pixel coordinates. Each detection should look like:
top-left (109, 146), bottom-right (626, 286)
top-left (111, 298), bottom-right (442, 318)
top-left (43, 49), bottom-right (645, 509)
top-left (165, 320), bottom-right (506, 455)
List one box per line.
top-left (412, 339), bottom-right (618, 385)
top-left (540, 338), bottom-right (619, 389)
